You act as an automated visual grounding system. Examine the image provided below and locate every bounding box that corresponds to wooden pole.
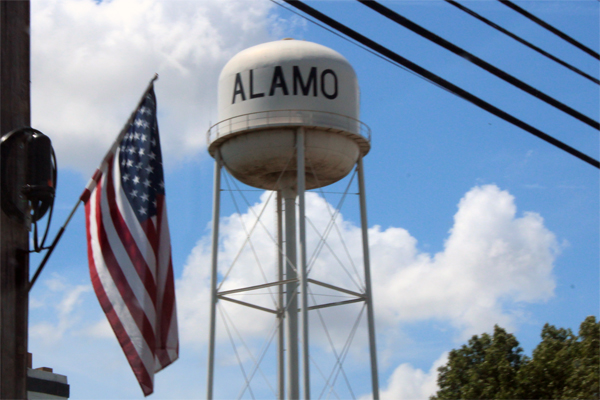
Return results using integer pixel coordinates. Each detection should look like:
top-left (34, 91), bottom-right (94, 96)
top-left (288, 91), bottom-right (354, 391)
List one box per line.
top-left (0, 1), bottom-right (31, 398)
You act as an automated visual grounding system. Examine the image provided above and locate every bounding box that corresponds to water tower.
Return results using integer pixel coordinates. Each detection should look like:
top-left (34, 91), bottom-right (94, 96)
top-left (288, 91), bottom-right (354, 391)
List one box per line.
top-left (206, 39), bottom-right (379, 400)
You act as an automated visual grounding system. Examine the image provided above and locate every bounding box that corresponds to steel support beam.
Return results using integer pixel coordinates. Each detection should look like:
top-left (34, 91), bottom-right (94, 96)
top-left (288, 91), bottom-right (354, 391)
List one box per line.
top-left (357, 155), bottom-right (380, 400)
top-left (297, 127), bottom-right (310, 400)
top-left (277, 190), bottom-right (285, 400)
top-left (282, 185), bottom-right (299, 400)
top-left (206, 152), bottom-right (222, 400)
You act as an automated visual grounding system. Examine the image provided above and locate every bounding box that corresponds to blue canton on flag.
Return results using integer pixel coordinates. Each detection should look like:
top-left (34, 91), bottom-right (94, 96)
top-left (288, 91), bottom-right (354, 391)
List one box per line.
top-left (119, 92), bottom-right (165, 222)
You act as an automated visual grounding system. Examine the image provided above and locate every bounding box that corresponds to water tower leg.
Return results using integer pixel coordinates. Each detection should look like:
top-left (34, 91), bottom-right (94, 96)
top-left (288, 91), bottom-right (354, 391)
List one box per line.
top-left (277, 190), bottom-right (285, 400)
top-left (297, 127), bottom-right (311, 400)
top-left (206, 153), bottom-right (223, 400)
top-left (357, 155), bottom-right (380, 400)
top-left (283, 185), bottom-right (299, 400)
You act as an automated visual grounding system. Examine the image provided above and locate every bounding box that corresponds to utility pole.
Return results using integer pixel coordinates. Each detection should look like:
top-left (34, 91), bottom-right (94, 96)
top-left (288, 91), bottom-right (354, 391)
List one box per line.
top-left (0, 1), bottom-right (31, 398)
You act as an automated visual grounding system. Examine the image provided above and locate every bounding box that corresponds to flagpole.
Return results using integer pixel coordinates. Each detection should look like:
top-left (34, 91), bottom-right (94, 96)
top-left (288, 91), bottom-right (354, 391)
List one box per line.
top-left (28, 199), bottom-right (82, 291)
top-left (29, 74), bottom-right (159, 292)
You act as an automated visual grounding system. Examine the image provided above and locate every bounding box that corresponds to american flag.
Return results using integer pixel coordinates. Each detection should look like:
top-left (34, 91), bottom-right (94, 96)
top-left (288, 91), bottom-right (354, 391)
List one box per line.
top-left (81, 83), bottom-right (178, 396)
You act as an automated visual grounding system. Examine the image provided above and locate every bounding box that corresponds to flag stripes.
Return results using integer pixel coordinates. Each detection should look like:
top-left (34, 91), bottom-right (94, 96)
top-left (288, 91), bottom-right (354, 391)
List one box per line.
top-left (86, 175), bottom-right (156, 393)
top-left (82, 83), bottom-right (178, 396)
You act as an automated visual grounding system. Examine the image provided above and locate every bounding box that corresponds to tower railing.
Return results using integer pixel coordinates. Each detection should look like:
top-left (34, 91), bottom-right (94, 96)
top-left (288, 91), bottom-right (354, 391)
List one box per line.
top-left (206, 109), bottom-right (372, 146)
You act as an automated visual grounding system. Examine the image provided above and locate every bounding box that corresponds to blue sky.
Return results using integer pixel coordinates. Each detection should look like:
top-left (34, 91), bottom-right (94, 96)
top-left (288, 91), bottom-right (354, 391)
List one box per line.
top-left (28, 0), bottom-right (598, 398)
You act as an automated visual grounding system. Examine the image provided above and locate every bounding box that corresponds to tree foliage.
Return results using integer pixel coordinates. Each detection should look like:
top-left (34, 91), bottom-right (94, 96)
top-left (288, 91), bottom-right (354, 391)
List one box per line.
top-left (431, 316), bottom-right (599, 400)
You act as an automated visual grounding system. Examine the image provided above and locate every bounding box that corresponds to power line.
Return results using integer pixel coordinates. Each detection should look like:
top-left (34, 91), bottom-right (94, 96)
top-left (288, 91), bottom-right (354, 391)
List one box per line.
top-left (357, 0), bottom-right (599, 131)
top-left (498, 0), bottom-right (600, 60)
top-left (271, 0), bottom-right (488, 129)
top-left (270, 0), bottom-right (465, 99)
top-left (280, 0), bottom-right (600, 169)
top-left (270, 0), bottom-right (402, 69)
top-left (269, 0), bottom-right (442, 88)
top-left (445, 0), bottom-right (599, 85)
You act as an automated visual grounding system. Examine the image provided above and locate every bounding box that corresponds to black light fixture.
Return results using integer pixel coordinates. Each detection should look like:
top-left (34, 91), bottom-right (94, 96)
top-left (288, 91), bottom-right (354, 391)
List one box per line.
top-left (1, 127), bottom-right (57, 252)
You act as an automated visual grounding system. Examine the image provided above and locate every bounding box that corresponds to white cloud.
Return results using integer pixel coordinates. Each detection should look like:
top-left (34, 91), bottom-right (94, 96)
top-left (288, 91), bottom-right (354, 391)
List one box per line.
top-left (31, 0), bottom-right (277, 175)
top-left (30, 275), bottom-right (92, 343)
top-left (376, 352), bottom-right (448, 400)
top-left (176, 190), bottom-right (281, 349)
top-left (372, 184), bottom-right (558, 338)
top-left (80, 318), bottom-right (115, 339)
top-left (177, 184), bottom-right (558, 350)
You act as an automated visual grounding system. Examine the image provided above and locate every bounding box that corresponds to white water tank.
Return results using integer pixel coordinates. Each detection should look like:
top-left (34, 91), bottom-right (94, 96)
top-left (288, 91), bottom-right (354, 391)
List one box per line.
top-left (207, 39), bottom-right (370, 190)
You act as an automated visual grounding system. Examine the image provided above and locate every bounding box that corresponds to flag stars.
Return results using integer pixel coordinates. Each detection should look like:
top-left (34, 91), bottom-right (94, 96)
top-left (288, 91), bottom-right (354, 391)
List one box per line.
top-left (117, 95), bottom-right (165, 223)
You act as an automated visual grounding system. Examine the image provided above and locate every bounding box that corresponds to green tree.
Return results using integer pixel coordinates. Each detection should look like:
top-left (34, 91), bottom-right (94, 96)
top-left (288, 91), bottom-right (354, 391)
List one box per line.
top-left (431, 325), bottom-right (525, 399)
top-left (516, 323), bottom-right (577, 399)
top-left (431, 316), bottom-right (600, 400)
top-left (563, 316), bottom-right (600, 399)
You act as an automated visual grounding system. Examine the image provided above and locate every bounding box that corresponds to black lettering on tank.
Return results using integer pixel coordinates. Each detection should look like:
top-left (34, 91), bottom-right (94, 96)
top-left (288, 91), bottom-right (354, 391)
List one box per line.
top-left (232, 73), bottom-right (246, 104)
top-left (320, 69), bottom-right (338, 100)
top-left (269, 66), bottom-right (289, 96)
top-left (249, 69), bottom-right (264, 99)
top-left (293, 66), bottom-right (317, 96)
